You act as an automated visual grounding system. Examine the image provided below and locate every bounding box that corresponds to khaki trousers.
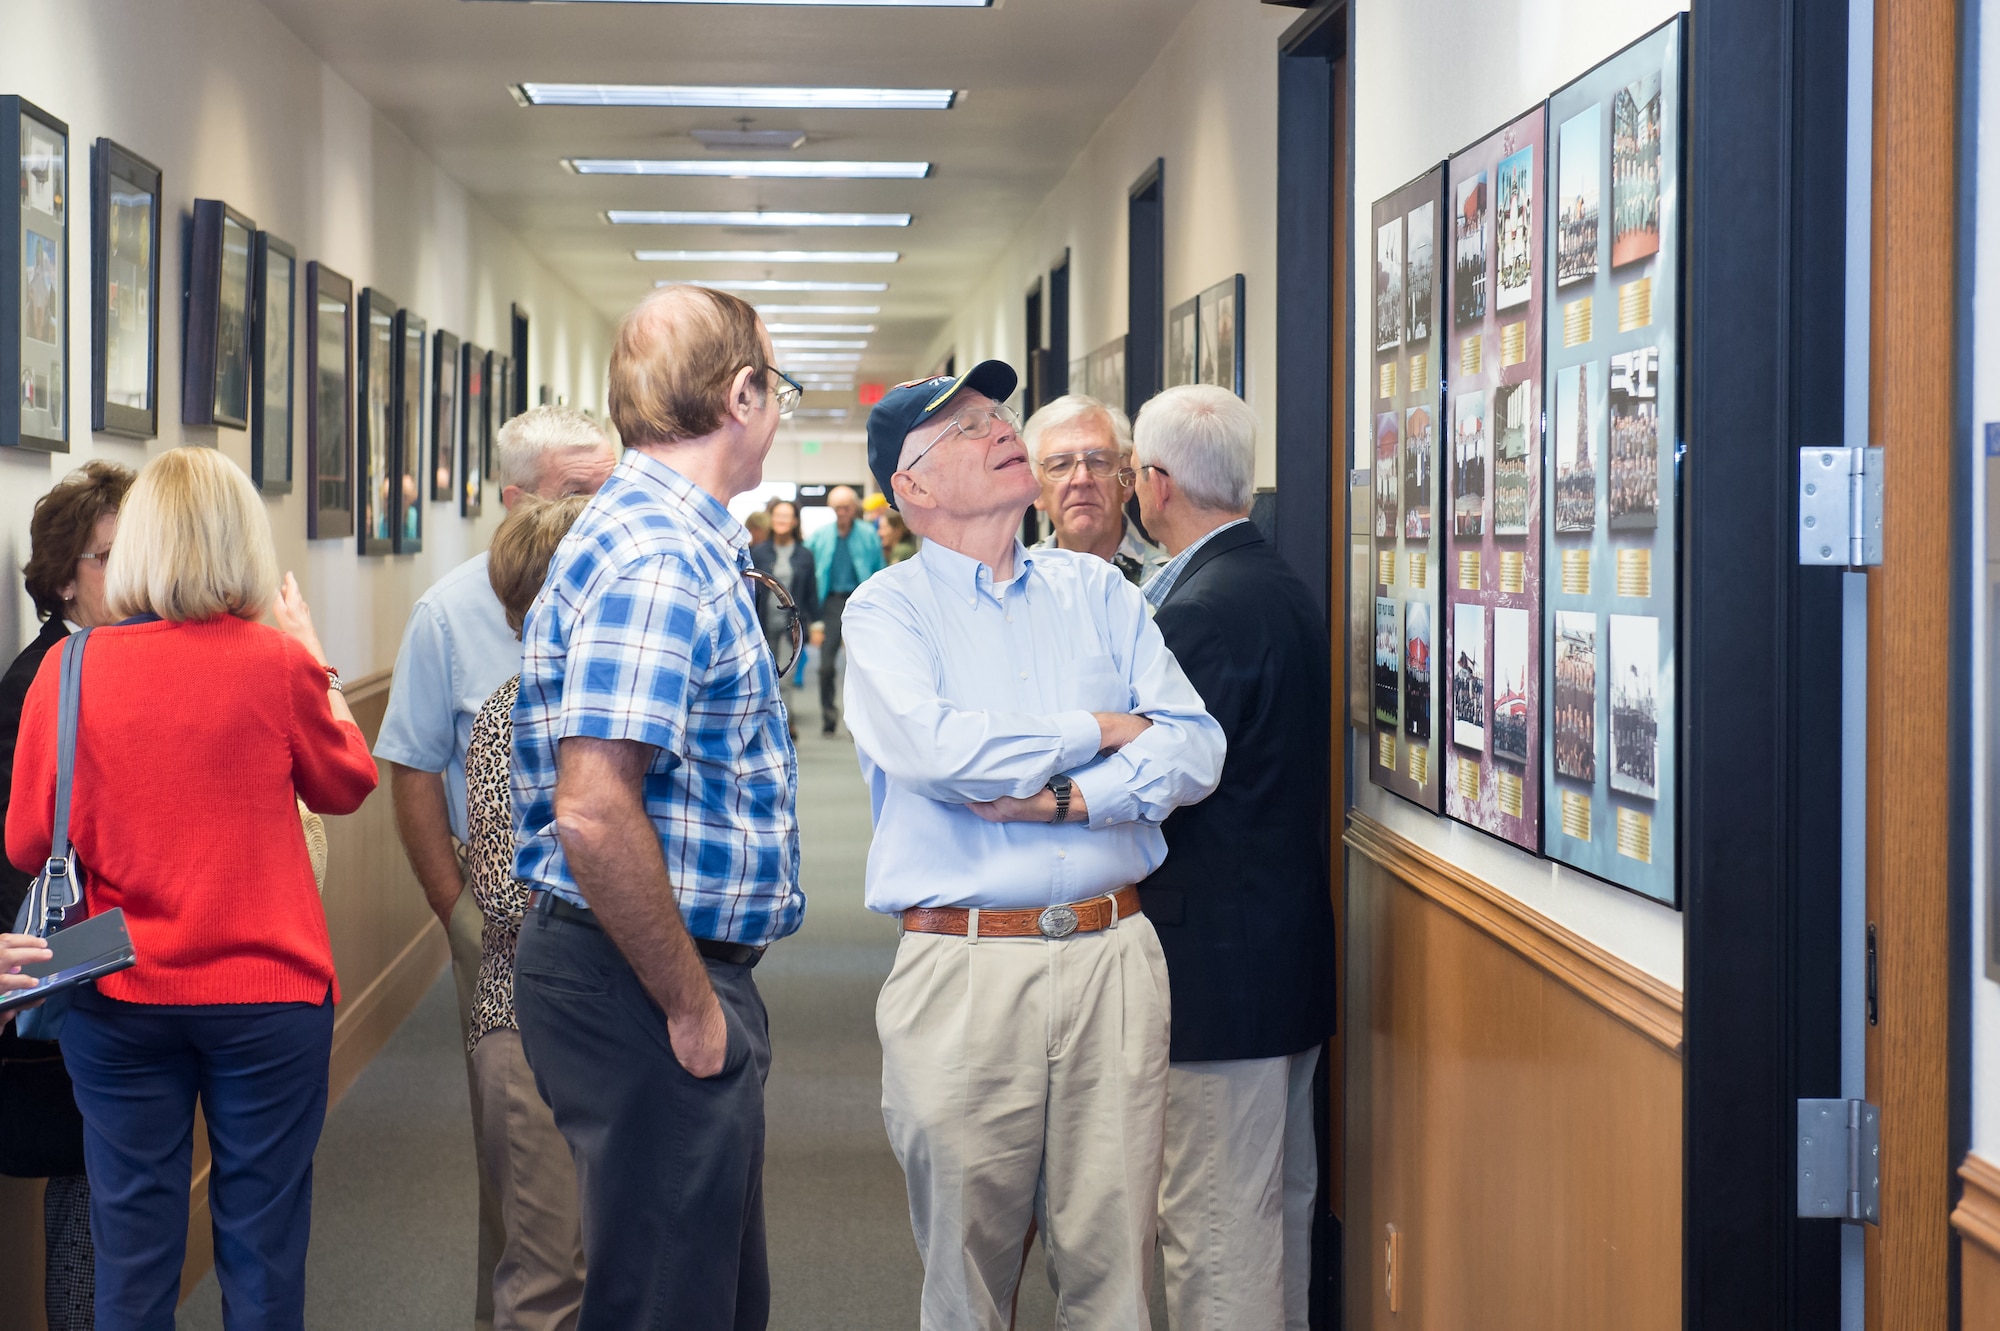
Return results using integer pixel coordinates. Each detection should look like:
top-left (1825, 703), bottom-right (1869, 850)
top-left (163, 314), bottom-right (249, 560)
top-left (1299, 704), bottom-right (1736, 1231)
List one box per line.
top-left (1158, 1046), bottom-right (1320, 1331)
top-left (877, 913), bottom-right (1171, 1331)
top-left (472, 1030), bottom-right (586, 1331)
top-left (449, 884), bottom-right (507, 1331)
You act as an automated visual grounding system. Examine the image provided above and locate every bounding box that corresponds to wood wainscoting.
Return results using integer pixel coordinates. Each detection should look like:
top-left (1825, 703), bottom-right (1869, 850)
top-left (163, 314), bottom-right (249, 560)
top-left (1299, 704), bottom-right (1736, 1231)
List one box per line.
top-left (0, 670), bottom-right (446, 1327)
top-left (1954, 1152), bottom-right (2000, 1329)
top-left (1343, 813), bottom-right (1684, 1330)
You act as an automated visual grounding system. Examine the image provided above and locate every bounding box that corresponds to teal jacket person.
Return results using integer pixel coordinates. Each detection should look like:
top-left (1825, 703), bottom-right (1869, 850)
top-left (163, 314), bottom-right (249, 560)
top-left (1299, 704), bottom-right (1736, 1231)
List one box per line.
top-left (805, 507), bottom-right (886, 602)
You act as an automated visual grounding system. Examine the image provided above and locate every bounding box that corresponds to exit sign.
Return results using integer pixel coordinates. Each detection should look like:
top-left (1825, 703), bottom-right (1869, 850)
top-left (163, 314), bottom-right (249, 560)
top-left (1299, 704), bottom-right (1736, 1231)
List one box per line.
top-left (801, 439), bottom-right (822, 456)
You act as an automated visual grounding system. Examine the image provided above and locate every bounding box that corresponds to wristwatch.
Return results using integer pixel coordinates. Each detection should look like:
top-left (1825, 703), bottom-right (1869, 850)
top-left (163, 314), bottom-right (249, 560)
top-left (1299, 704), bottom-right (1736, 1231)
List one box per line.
top-left (1047, 773), bottom-right (1073, 825)
top-left (323, 665), bottom-right (344, 694)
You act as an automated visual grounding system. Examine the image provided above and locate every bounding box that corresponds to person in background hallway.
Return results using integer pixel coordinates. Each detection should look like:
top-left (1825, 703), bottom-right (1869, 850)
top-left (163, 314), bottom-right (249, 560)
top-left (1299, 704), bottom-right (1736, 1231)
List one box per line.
top-left (511, 286), bottom-right (806, 1331)
top-left (8, 447), bottom-right (378, 1330)
top-left (846, 362), bottom-right (1224, 1331)
top-left (375, 405), bottom-right (615, 1331)
top-left (803, 483), bottom-right (884, 736)
top-left (749, 498), bottom-right (819, 739)
top-left (743, 508), bottom-right (771, 546)
top-left (878, 508), bottom-right (919, 564)
top-left (0, 460), bottom-right (131, 1331)
top-left (1024, 394), bottom-right (1168, 585)
top-left (1132, 386), bottom-right (1334, 1331)
top-left (463, 496), bottom-right (593, 1331)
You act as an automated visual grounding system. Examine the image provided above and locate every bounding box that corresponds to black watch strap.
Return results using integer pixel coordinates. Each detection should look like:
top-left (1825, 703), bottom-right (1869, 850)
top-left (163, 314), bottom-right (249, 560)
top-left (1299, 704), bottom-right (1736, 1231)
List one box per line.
top-left (1047, 773), bottom-right (1073, 824)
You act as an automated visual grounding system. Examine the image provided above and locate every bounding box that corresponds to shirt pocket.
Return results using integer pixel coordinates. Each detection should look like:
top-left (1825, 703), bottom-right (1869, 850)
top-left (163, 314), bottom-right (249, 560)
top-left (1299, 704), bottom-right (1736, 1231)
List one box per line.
top-left (1060, 653), bottom-right (1133, 712)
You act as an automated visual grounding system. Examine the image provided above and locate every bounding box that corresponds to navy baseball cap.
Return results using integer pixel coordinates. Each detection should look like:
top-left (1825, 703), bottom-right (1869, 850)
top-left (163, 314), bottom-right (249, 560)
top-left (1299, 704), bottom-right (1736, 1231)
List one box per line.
top-left (865, 359), bottom-right (1018, 501)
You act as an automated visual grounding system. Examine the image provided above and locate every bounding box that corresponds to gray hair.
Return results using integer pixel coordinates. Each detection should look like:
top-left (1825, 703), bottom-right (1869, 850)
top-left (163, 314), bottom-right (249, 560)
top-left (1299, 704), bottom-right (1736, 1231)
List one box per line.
top-left (494, 404), bottom-right (615, 491)
top-left (1022, 394), bottom-right (1132, 463)
top-left (1131, 385), bottom-right (1255, 512)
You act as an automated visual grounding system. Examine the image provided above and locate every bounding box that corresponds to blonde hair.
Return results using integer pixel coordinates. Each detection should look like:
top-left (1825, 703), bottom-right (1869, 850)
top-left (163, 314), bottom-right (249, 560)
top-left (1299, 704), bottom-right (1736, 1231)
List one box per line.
top-left (105, 447), bottom-right (280, 622)
top-left (487, 494), bottom-right (592, 636)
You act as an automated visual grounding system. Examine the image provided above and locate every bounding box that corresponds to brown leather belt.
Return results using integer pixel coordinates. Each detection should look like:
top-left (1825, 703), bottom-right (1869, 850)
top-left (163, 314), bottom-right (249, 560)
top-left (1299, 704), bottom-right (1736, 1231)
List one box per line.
top-left (899, 886), bottom-right (1142, 940)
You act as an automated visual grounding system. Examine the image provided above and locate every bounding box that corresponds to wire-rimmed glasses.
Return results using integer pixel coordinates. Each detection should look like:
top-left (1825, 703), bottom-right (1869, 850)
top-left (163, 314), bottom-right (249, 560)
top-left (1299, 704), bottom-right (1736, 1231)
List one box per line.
top-left (770, 368), bottom-right (805, 418)
top-left (1038, 449), bottom-right (1136, 487)
top-left (743, 568), bottom-right (802, 676)
top-left (901, 401), bottom-right (1022, 474)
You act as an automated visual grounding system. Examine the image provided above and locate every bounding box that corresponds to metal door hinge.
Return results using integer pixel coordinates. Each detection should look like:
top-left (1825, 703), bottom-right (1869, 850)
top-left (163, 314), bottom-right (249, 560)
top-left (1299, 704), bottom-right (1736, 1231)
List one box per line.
top-left (1798, 446), bottom-right (1884, 567)
top-left (1797, 1098), bottom-right (1880, 1224)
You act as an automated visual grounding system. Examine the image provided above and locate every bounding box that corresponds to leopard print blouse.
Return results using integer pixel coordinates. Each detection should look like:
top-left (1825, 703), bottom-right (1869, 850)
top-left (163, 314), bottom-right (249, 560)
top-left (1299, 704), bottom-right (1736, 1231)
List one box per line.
top-left (463, 675), bottom-right (527, 1052)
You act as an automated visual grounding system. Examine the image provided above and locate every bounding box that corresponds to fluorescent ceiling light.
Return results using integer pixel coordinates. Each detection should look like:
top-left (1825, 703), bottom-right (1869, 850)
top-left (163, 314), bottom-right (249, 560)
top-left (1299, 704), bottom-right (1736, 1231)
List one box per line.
top-left (607, 210), bottom-right (911, 228)
top-left (794, 409), bottom-right (852, 419)
top-left (635, 249), bottom-right (899, 264)
top-left (785, 353), bottom-right (864, 363)
top-left (657, 279), bottom-right (888, 292)
top-left (755, 304), bottom-right (880, 315)
top-left (569, 158), bottom-right (929, 179)
top-left (502, 2), bottom-right (986, 11)
top-left (764, 323), bottom-right (876, 333)
top-left (518, 83), bottom-right (958, 111)
top-left (773, 338), bottom-right (868, 349)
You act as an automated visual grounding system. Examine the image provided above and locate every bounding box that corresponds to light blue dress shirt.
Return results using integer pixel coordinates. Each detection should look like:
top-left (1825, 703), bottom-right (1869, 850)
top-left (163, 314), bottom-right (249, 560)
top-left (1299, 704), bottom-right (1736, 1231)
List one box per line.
top-left (375, 552), bottom-right (524, 843)
top-left (842, 539), bottom-right (1225, 914)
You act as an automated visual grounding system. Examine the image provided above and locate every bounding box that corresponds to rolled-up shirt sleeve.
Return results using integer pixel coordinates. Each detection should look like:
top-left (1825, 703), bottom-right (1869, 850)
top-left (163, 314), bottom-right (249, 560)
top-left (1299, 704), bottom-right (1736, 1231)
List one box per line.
top-left (843, 592), bottom-right (1103, 804)
top-left (1066, 580), bottom-right (1225, 828)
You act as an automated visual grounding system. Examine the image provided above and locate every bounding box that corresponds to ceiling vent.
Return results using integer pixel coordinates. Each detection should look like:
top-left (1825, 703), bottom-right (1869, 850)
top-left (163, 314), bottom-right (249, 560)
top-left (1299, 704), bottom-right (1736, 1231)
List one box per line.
top-left (691, 128), bottom-right (807, 151)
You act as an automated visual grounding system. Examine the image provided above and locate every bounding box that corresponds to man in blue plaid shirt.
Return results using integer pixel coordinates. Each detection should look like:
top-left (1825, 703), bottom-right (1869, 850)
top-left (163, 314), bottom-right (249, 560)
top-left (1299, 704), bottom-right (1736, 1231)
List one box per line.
top-left (510, 285), bottom-right (805, 1331)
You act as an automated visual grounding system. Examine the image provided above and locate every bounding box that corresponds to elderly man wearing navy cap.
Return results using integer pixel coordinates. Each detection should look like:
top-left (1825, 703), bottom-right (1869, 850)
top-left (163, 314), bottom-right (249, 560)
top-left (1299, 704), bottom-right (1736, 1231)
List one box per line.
top-left (842, 362), bottom-right (1226, 1330)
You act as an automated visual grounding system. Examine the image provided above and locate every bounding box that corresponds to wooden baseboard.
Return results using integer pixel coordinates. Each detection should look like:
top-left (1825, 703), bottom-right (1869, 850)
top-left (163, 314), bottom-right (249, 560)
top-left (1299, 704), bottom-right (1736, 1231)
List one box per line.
top-left (1344, 811), bottom-right (1684, 1053)
top-left (1954, 1151), bottom-right (2000, 1329)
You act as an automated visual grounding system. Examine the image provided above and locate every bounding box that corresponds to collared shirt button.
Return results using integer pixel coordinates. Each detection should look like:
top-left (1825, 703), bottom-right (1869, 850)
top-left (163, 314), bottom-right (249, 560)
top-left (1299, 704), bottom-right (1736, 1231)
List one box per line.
top-left (1019, 671), bottom-right (1028, 680)
top-left (1057, 849), bottom-right (1067, 859)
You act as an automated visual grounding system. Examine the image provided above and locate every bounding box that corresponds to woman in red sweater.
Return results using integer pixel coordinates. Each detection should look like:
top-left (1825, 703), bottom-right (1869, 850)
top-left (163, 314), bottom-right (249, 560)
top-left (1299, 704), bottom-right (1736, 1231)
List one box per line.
top-left (7, 447), bottom-right (378, 1330)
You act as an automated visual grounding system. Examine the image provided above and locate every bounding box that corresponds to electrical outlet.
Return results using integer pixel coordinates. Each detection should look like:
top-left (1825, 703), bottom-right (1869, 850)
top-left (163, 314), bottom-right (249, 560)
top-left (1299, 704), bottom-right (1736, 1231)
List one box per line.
top-left (1384, 1223), bottom-right (1402, 1313)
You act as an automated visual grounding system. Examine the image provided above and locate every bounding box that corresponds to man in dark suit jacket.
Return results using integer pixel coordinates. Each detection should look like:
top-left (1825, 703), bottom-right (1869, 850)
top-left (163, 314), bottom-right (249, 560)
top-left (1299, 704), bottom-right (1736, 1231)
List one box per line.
top-left (1133, 386), bottom-right (1333, 1331)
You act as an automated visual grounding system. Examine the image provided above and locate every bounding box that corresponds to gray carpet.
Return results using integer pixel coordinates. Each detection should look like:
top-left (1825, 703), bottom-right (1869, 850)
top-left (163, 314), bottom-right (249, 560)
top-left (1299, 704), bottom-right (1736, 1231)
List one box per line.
top-left (179, 694), bottom-right (1163, 1328)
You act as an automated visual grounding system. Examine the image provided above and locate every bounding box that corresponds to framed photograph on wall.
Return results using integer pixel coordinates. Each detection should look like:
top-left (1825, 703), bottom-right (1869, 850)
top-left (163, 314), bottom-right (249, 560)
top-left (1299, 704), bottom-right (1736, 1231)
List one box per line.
top-left (356, 288), bottom-right (399, 556)
top-left (432, 328), bottom-right (459, 502)
top-left (306, 262), bottom-right (353, 539)
top-left (1196, 274), bottom-right (1245, 397)
top-left (1539, 14), bottom-right (1685, 907)
top-left (1367, 164), bottom-right (1447, 812)
top-left (183, 199), bottom-right (255, 429)
top-left (486, 349), bottom-right (505, 457)
top-left (460, 341), bottom-right (486, 518)
top-left (1441, 104), bottom-right (1547, 854)
top-left (511, 302), bottom-right (530, 417)
top-left (1086, 337), bottom-right (1125, 417)
top-left (1167, 296), bottom-right (1197, 388)
top-left (250, 232), bottom-right (296, 493)
top-left (3, 97), bottom-right (68, 451)
top-left (394, 309), bottom-right (425, 553)
top-left (90, 137), bottom-right (159, 439)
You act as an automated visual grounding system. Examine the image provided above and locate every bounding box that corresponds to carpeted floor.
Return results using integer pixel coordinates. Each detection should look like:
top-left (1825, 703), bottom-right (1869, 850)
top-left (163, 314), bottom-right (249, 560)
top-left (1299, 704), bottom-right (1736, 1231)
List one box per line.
top-left (179, 693), bottom-right (1163, 1329)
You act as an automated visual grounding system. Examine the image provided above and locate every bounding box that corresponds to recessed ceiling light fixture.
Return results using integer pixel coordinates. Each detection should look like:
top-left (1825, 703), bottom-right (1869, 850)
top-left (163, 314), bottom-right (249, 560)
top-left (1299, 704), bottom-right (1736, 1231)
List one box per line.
top-left (607, 210), bottom-right (911, 228)
top-left (656, 279), bottom-right (889, 292)
top-left (569, 158), bottom-right (929, 179)
top-left (785, 353), bottom-right (865, 363)
top-left (764, 323), bottom-right (877, 334)
top-left (772, 338), bottom-right (869, 349)
top-left (634, 249), bottom-right (900, 264)
top-left (517, 84), bottom-right (958, 111)
top-left (755, 304), bottom-right (881, 315)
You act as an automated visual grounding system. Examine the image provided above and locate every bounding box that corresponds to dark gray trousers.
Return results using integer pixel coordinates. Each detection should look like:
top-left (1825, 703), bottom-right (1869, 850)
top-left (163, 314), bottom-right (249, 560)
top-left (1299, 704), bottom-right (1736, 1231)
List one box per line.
top-left (514, 903), bottom-right (772, 1331)
top-left (817, 590), bottom-right (850, 730)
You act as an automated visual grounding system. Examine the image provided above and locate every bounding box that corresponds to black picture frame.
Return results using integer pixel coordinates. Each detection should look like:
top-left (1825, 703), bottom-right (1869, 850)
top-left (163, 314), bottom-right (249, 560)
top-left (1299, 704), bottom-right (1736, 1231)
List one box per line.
top-left (306, 262), bottom-right (353, 539)
top-left (90, 137), bottom-right (159, 439)
top-left (510, 302), bottom-right (530, 416)
top-left (393, 308), bottom-right (425, 553)
top-left (460, 341), bottom-right (486, 518)
top-left (431, 328), bottom-right (459, 502)
top-left (2, 97), bottom-right (69, 452)
top-left (486, 349), bottom-right (504, 468)
top-left (183, 199), bottom-right (255, 429)
top-left (1167, 296), bottom-right (1197, 388)
top-left (356, 287), bottom-right (399, 556)
top-left (1196, 273), bottom-right (1246, 397)
top-left (250, 232), bottom-right (296, 493)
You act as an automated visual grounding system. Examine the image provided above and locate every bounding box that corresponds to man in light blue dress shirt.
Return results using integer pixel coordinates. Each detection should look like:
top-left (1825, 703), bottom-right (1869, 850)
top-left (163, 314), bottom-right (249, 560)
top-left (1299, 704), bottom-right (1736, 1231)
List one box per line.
top-left (848, 363), bottom-right (1225, 1331)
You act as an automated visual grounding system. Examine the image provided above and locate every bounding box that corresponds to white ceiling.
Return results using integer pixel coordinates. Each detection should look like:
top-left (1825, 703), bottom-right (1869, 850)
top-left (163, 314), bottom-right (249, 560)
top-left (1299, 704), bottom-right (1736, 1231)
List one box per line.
top-left (256, 0), bottom-right (1200, 408)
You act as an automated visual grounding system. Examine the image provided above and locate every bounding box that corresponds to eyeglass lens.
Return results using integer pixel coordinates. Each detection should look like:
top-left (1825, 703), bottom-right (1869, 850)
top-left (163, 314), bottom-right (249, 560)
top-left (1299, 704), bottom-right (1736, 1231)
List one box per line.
top-left (1041, 452), bottom-right (1126, 480)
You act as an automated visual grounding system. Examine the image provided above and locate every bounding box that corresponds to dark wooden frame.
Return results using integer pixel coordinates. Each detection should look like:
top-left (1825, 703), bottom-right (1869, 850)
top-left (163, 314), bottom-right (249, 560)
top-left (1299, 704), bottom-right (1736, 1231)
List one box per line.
top-left (394, 308), bottom-right (426, 554)
top-left (306, 262), bottom-right (354, 539)
top-left (2, 97), bottom-right (70, 452)
top-left (250, 232), bottom-right (296, 493)
top-left (182, 199), bottom-right (256, 429)
top-left (1048, 249), bottom-right (1071, 400)
top-left (90, 137), bottom-right (160, 439)
top-left (1125, 159), bottom-right (1165, 418)
top-left (460, 341), bottom-right (487, 518)
top-left (431, 328), bottom-right (459, 502)
top-left (356, 287), bottom-right (400, 556)
top-left (1198, 272), bottom-right (1247, 397)
top-left (510, 303), bottom-right (530, 417)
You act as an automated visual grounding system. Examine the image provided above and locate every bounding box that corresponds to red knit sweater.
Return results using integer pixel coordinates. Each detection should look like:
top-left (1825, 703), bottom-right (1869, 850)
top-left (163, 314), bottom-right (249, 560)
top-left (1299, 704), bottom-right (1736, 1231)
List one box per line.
top-left (5, 616), bottom-right (377, 1005)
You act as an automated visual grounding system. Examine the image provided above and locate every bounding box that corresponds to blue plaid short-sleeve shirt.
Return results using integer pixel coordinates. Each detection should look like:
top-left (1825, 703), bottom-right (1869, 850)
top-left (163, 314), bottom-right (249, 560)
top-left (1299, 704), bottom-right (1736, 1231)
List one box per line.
top-left (511, 449), bottom-right (805, 946)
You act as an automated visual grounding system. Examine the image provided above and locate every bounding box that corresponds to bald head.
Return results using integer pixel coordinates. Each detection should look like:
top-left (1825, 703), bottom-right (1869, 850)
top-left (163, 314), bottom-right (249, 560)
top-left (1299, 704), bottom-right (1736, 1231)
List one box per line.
top-left (610, 285), bottom-right (773, 447)
top-left (829, 484), bottom-right (860, 532)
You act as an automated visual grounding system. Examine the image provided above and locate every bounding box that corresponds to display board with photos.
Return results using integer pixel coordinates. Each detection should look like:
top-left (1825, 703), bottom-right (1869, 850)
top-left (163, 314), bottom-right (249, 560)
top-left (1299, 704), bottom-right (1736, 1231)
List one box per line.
top-left (183, 199), bottom-right (255, 429)
top-left (356, 287), bottom-right (399, 556)
top-left (306, 262), bottom-right (353, 539)
top-left (90, 139), bottom-right (160, 439)
top-left (394, 309), bottom-right (425, 554)
top-left (3, 97), bottom-right (68, 451)
top-left (1442, 107), bottom-right (1547, 853)
top-left (1540, 16), bottom-right (1683, 905)
top-left (1368, 166), bottom-right (1447, 812)
top-left (250, 232), bottom-right (296, 493)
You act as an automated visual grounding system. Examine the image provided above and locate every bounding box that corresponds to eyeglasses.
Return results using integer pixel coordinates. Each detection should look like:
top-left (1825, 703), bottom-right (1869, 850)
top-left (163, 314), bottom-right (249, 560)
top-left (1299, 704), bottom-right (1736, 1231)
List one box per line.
top-left (77, 546), bottom-right (112, 566)
top-left (902, 401), bottom-right (1021, 474)
top-left (1038, 450), bottom-right (1135, 486)
top-left (769, 368), bottom-right (805, 418)
top-left (743, 568), bottom-right (802, 676)
top-left (1139, 463), bottom-right (1172, 479)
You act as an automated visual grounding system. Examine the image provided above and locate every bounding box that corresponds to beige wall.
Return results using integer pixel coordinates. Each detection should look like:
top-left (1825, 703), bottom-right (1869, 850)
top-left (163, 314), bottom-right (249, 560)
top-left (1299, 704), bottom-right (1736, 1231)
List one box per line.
top-left (0, 0), bottom-right (614, 682)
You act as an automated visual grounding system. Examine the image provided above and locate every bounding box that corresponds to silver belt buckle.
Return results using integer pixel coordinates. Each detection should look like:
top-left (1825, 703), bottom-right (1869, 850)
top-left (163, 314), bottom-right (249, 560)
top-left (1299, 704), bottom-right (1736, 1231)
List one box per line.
top-left (1037, 905), bottom-right (1079, 939)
